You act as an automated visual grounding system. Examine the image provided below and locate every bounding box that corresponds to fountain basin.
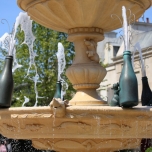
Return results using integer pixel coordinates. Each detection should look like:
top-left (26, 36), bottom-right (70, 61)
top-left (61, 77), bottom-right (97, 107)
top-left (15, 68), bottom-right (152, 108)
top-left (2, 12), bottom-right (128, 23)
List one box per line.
top-left (17, 0), bottom-right (151, 33)
top-left (1, 106), bottom-right (152, 151)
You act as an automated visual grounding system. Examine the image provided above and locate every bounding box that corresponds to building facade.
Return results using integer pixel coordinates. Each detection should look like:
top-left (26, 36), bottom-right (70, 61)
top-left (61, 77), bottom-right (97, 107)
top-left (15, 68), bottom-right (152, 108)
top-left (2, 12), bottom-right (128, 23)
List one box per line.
top-left (97, 21), bottom-right (152, 104)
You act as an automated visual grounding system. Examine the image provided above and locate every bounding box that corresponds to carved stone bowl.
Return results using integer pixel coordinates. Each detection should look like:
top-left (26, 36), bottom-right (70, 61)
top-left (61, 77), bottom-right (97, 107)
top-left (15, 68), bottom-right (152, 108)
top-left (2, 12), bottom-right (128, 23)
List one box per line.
top-left (17, 0), bottom-right (151, 33)
top-left (66, 63), bottom-right (106, 90)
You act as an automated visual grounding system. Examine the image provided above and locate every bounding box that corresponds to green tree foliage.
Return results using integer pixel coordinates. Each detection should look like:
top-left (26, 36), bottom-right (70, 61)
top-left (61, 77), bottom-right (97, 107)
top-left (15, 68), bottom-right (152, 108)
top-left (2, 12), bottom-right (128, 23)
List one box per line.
top-left (10, 21), bottom-right (75, 107)
top-left (146, 147), bottom-right (152, 152)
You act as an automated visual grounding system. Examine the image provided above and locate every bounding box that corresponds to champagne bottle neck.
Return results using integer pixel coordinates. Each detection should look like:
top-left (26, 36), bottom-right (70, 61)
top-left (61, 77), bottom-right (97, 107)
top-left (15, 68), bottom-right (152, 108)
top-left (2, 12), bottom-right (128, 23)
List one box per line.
top-left (3, 56), bottom-right (13, 71)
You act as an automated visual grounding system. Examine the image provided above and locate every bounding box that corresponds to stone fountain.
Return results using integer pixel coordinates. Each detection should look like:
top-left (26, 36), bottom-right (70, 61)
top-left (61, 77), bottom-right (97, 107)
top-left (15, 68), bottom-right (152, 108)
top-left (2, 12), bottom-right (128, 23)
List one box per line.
top-left (0, 0), bottom-right (152, 151)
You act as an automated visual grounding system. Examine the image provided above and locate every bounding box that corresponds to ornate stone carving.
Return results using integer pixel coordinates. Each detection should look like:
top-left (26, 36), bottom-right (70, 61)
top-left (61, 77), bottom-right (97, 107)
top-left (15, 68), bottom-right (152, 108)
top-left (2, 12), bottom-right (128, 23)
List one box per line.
top-left (32, 139), bottom-right (53, 150)
top-left (11, 114), bottom-right (52, 119)
top-left (2, 123), bottom-right (16, 132)
top-left (0, 106), bottom-right (151, 151)
top-left (66, 61), bottom-right (107, 105)
top-left (54, 121), bottom-right (92, 133)
top-left (68, 27), bottom-right (103, 35)
top-left (84, 39), bottom-right (99, 63)
top-left (73, 84), bottom-right (99, 90)
top-left (50, 98), bottom-right (68, 117)
top-left (32, 138), bottom-right (141, 151)
top-left (24, 124), bottom-right (44, 132)
top-left (64, 21), bottom-right (107, 106)
top-left (66, 63), bottom-right (106, 88)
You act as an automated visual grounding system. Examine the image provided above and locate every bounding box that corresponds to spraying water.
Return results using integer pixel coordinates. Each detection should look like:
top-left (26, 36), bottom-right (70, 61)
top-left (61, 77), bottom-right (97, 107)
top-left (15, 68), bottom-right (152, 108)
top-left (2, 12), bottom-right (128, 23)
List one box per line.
top-left (31, 73), bottom-right (44, 107)
top-left (56, 43), bottom-right (66, 81)
top-left (132, 42), bottom-right (146, 77)
top-left (122, 6), bottom-right (129, 51)
top-left (0, 12), bottom-right (68, 106)
top-left (0, 33), bottom-right (10, 49)
top-left (22, 96), bottom-right (30, 107)
top-left (56, 42), bottom-right (68, 100)
top-left (14, 12), bottom-right (36, 76)
top-left (0, 31), bottom-right (23, 72)
top-left (14, 12), bottom-right (43, 106)
top-left (0, 12), bottom-right (43, 106)
top-left (0, 12), bottom-right (35, 72)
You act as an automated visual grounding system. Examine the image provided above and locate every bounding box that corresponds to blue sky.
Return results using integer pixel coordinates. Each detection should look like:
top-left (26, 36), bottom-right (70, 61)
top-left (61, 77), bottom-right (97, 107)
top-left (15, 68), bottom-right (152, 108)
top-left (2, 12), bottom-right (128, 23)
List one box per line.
top-left (0, 0), bottom-right (152, 37)
top-left (0, 0), bottom-right (22, 37)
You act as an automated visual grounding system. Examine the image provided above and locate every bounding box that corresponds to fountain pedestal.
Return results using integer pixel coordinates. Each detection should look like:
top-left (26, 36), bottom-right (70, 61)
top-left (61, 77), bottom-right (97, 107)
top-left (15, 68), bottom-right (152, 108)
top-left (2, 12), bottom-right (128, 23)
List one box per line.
top-left (66, 27), bottom-right (107, 105)
top-left (1, 106), bottom-right (152, 151)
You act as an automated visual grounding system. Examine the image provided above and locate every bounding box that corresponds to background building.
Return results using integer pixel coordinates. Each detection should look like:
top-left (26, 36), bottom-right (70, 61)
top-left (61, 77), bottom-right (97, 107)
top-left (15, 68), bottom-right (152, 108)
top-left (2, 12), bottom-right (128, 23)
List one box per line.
top-left (97, 19), bottom-right (152, 104)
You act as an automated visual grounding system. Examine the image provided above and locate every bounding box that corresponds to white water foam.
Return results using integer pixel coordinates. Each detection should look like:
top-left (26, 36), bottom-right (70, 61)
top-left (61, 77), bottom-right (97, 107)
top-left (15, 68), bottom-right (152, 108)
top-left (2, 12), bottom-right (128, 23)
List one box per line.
top-left (56, 42), bottom-right (68, 100)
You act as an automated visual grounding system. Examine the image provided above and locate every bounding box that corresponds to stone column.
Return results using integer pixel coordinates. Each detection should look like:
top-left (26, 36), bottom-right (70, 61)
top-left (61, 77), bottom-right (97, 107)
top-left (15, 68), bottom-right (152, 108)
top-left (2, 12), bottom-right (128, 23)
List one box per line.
top-left (66, 27), bottom-right (107, 105)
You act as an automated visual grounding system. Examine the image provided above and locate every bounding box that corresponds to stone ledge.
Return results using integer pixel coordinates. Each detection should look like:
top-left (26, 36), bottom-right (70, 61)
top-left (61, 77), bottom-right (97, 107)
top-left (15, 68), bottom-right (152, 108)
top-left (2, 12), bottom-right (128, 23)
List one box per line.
top-left (0, 106), bottom-right (151, 151)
